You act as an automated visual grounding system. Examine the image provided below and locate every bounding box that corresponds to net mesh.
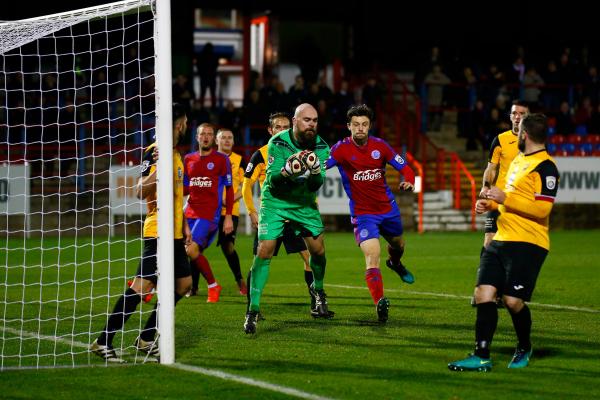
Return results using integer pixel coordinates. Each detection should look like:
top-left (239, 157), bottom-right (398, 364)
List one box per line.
top-left (0, 0), bottom-right (158, 369)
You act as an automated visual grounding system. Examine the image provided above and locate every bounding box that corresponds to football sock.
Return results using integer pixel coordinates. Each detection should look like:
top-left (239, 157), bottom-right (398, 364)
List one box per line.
top-left (223, 248), bottom-right (243, 282)
top-left (387, 244), bottom-right (404, 266)
top-left (194, 254), bottom-right (216, 285)
top-left (304, 269), bottom-right (314, 289)
top-left (249, 257), bottom-right (271, 312)
top-left (365, 268), bottom-right (384, 304)
top-left (139, 292), bottom-right (183, 342)
top-left (474, 301), bottom-right (498, 359)
top-left (98, 288), bottom-right (141, 346)
top-left (309, 254), bottom-right (326, 290)
top-left (245, 270), bottom-right (252, 311)
top-left (510, 304), bottom-right (532, 351)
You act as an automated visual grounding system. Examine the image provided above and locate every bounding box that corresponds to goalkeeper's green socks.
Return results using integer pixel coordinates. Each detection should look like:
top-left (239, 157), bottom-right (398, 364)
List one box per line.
top-left (309, 254), bottom-right (326, 290)
top-left (249, 257), bottom-right (271, 312)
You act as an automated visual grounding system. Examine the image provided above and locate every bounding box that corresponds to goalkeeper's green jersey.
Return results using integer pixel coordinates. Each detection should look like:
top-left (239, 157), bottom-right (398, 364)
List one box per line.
top-left (261, 129), bottom-right (330, 210)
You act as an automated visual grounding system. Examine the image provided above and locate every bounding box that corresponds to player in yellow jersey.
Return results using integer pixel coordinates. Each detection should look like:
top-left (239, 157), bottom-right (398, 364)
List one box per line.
top-left (216, 128), bottom-right (247, 295)
top-left (473, 100), bottom-right (529, 307)
top-left (449, 113), bottom-right (559, 372)
top-left (91, 103), bottom-right (192, 363)
top-left (241, 112), bottom-right (316, 312)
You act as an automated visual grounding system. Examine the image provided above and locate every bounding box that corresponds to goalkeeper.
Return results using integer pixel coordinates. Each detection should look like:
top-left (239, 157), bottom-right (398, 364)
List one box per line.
top-left (243, 103), bottom-right (332, 334)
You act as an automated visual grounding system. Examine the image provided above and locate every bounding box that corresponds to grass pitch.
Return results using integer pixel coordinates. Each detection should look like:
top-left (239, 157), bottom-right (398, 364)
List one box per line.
top-left (1, 230), bottom-right (599, 399)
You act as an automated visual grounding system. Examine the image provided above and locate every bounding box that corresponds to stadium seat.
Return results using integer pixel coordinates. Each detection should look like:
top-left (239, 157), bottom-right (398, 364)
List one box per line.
top-left (579, 142), bottom-right (593, 156)
top-left (546, 143), bottom-right (557, 155)
top-left (574, 124), bottom-right (588, 135)
top-left (560, 142), bottom-right (577, 155)
top-left (567, 134), bottom-right (584, 145)
top-left (585, 134), bottom-right (600, 144)
top-left (550, 135), bottom-right (565, 145)
top-left (547, 126), bottom-right (556, 136)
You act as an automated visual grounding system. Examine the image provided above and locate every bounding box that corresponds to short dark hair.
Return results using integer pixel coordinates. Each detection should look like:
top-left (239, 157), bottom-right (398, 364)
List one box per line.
top-left (512, 99), bottom-right (530, 110)
top-left (172, 102), bottom-right (187, 125)
top-left (521, 113), bottom-right (547, 144)
top-left (268, 112), bottom-right (290, 128)
top-left (346, 104), bottom-right (373, 123)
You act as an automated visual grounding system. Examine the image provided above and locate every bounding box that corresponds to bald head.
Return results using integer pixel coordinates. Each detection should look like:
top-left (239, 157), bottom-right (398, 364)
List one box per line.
top-left (292, 103), bottom-right (318, 145)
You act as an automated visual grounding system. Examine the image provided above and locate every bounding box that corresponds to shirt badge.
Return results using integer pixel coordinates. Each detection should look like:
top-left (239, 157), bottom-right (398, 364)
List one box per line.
top-left (371, 150), bottom-right (381, 160)
top-left (546, 176), bottom-right (556, 190)
top-left (207, 162), bottom-right (214, 170)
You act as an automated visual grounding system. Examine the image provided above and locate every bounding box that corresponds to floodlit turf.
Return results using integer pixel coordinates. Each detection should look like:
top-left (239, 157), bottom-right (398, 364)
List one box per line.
top-left (1, 230), bottom-right (599, 399)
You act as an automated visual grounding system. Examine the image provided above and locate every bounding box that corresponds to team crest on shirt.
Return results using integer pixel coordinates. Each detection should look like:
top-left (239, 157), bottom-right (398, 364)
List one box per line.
top-left (245, 163), bottom-right (254, 173)
top-left (178, 167), bottom-right (182, 178)
top-left (371, 150), bottom-right (381, 159)
top-left (546, 176), bottom-right (556, 190)
top-left (394, 154), bottom-right (405, 164)
top-left (141, 160), bottom-right (150, 172)
top-left (359, 229), bottom-right (369, 238)
top-left (268, 156), bottom-right (274, 165)
top-left (207, 162), bottom-right (214, 170)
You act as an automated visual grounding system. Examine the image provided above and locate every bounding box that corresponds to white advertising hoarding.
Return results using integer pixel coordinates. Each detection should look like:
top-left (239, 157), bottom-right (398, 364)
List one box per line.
top-left (109, 165), bottom-right (147, 215)
top-left (0, 164), bottom-right (30, 214)
top-left (554, 157), bottom-right (600, 204)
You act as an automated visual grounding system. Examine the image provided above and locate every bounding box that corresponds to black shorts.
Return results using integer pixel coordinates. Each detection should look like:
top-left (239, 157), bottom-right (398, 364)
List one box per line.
top-left (217, 215), bottom-right (239, 246)
top-left (484, 210), bottom-right (500, 234)
top-left (252, 221), bottom-right (308, 256)
top-left (477, 240), bottom-right (548, 301)
top-left (136, 238), bottom-right (191, 285)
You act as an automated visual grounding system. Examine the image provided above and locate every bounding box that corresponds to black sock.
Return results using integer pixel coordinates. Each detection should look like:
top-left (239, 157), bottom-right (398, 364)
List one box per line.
top-left (474, 302), bottom-right (498, 359)
top-left (510, 305), bottom-right (532, 351)
top-left (139, 292), bottom-right (184, 342)
top-left (224, 250), bottom-right (242, 282)
top-left (191, 267), bottom-right (200, 291)
top-left (245, 270), bottom-right (252, 312)
top-left (98, 288), bottom-right (141, 346)
top-left (140, 303), bottom-right (158, 342)
top-left (304, 270), bottom-right (314, 289)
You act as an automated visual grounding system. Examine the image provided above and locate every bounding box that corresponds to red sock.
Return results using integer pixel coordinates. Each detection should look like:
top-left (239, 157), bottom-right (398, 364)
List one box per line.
top-left (365, 268), bottom-right (384, 304)
top-left (195, 254), bottom-right (216, 285)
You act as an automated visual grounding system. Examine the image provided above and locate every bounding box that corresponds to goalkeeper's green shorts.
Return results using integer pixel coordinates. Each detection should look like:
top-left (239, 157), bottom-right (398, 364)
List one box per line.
top-left (258, 205), bottom-right (324, 241)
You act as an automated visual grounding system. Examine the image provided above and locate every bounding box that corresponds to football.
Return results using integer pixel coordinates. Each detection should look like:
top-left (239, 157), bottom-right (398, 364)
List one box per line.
top-left (289, 154), bottom-right (305, 174)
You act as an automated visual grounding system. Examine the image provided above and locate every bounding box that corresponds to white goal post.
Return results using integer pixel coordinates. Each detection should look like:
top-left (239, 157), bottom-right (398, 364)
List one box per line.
top-left (0, 0), bottom-right (175, 369)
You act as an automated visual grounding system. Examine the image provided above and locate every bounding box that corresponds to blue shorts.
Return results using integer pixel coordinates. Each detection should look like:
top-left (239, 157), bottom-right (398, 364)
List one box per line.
top-left (188, 218), bottom-right (218, 250)
top-left (351, 208), bottom-right (404, 245)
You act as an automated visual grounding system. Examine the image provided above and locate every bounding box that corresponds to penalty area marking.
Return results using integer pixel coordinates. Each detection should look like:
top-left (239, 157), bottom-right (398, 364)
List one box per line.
top-left (324, 284), bottom-right (600, 314)
top-left (0, 326), bottom-right (337, 400)
top-left (171, 363), bottom-right (337, 400)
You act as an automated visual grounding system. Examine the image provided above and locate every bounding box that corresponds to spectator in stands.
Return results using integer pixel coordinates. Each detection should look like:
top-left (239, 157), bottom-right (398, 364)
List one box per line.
top-left (316, 99), bottom-right (334, 145)
top-left (554, 101), bottom-right (575, 135)
top-left (361, 76), bottom-right (383, 114)
top-left (219, 100), bottom-right (242, 137)
top-left (172, 74), bottom-right (194, 113)
top-left (242, 90), bottom-right (268, 145)
top-left (317, 75), bottom-right (334, 106)
top-left (589, 103), bottom-right (600, 134)
top-left (332, 79), bottom-right (355, 125)
top-left (468, 99), bottom-right (487, 151)
top-left (456, 67), bottom-right (477, 138)
top-left (574, 96), bottom-right (593, 132)
top-left (197, 42), bottom-right (219, 109)
top-left (542, 60), bottom-right (561, 111)
top-left (424, 64), bottom-right (451, 131)
top-left (288, 74), bottom-right (307, 106)
top-left (306, 82), bottom-right (321, 108)
top-left (582, 65), bottom-right (600, 106)
top-left (260, 74), bottom-right (280, 112)
top-left (479, 64), bottom-right (506, 106)
top-left (58, 98), bottom-right (77, 178)
top-left (272, 80), bottom-right (293, 114)
top-left (523, 67), bottom-right (544, 107)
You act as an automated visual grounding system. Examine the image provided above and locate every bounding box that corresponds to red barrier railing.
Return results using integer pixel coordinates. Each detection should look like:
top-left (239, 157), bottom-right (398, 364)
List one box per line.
top-left (450, 152), bottom-right (477, 231)
top-left (405, 151), bottom-right (424, 234)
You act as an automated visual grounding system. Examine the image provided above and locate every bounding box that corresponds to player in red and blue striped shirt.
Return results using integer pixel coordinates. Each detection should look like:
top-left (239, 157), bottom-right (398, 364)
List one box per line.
top-left (184, 123), bottom-right (233, 303)
top-left (326, 104), bottom-right (415, 323)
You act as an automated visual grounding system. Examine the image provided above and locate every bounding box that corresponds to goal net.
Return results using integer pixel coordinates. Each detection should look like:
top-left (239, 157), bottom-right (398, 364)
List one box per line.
top-left (0, 0), bottom-right (172, 369)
